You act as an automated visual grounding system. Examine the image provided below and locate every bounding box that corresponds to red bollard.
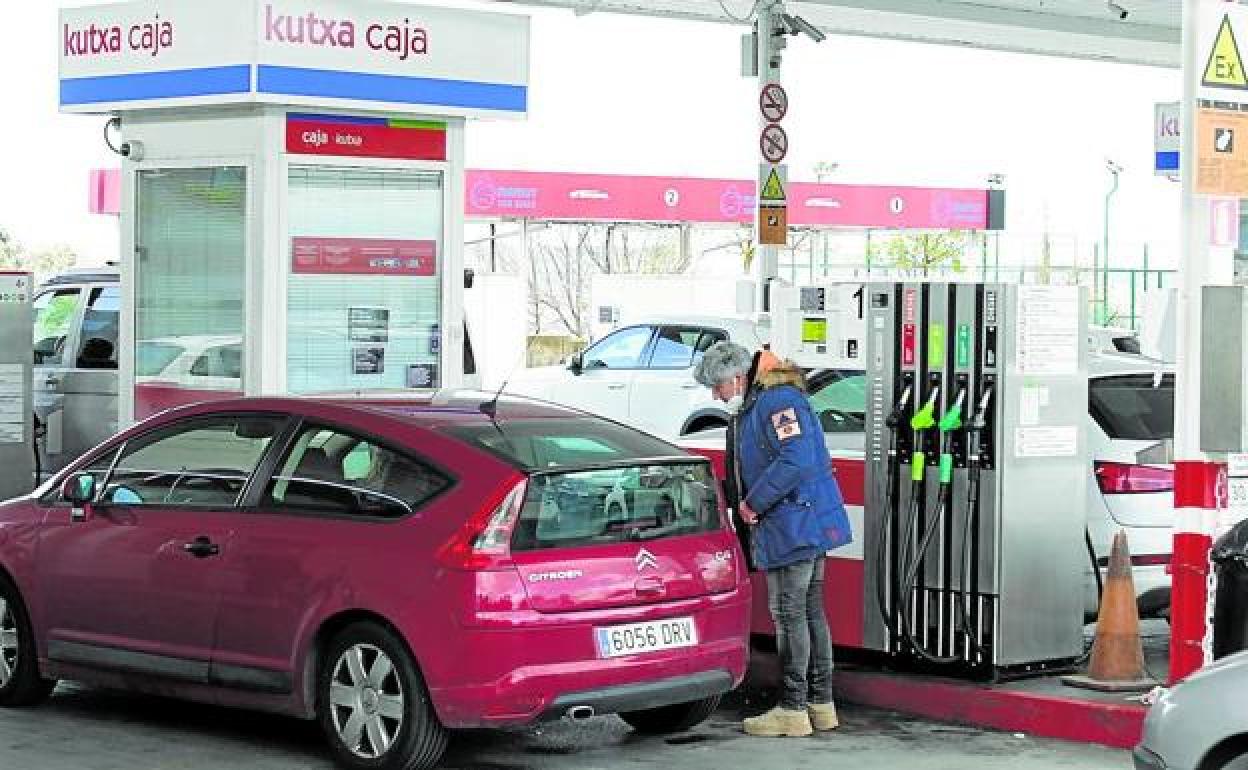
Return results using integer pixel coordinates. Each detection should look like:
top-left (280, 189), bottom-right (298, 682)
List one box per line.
top-left (1170, 461), bottom-right (1227, 684)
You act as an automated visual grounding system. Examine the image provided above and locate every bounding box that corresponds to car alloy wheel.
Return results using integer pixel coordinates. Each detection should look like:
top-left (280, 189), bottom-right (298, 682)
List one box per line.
top-left (329, 643), bottom-right (406, 759)
top-left (0, 598), bottom-right (17, 689)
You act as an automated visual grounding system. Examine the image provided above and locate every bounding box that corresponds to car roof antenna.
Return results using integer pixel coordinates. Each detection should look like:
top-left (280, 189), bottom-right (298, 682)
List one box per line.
top-left (480, 376), bottom-right (510, 420)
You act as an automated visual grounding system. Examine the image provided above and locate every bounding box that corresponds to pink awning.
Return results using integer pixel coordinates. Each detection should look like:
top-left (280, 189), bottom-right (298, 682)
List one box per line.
top-left (91, 167), bottom-right (993, 230)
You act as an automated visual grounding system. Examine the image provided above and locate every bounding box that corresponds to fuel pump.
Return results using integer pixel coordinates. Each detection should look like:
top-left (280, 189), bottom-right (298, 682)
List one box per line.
top-left (0, 272), bottom-right (34, 499)
top-left (864, 282), bottom-right (1088, 678)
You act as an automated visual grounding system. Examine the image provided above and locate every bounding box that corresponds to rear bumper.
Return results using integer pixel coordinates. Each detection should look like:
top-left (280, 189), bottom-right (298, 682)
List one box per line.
top-left (431, 635), bottom-right (747, 728)
top-left (428, 591), bottom-right (751, 729)
top-left (539, 669), bottom-right (733, 721)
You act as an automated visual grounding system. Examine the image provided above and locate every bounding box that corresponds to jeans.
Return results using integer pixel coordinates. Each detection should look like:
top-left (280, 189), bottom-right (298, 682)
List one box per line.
top-left (765, 556), bottom-right (835, 711)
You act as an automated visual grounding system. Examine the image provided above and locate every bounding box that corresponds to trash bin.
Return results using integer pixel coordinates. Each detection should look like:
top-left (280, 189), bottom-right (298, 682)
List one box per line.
top-left (1212, 519), bottom-right (1248, 658)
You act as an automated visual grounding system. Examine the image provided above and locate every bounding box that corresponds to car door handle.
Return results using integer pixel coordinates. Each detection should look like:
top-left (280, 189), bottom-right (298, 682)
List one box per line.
top-left (607, 383), bottom-right (627, 390)
top-left (681, 383), bottom-right (700, 390)
top-left (183, 536), bottom-right (221, 559)
top-left (634, 577), bottom-right (666, 596)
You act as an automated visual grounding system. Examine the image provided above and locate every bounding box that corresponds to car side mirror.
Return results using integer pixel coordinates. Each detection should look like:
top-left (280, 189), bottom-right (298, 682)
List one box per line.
top-left (567, 352), bottom-right (584, 375)
top-left (62, 472), bottom-right (97, 522)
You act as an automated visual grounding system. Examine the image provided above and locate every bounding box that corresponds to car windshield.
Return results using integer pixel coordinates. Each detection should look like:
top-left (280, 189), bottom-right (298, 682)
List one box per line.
top-left (136, 341), bottom-right (185, 376)
top-left (511, 462), bottom-right (721, 551)
top-left (441, 417), bottom-right (686, 470)
top-left (1089, 373), bottom-right (1175, 441)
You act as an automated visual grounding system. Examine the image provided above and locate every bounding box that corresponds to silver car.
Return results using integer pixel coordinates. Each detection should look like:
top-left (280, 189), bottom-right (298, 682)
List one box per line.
top-left (31, 267), bottom-right (120, 477)
top-left (1135, 651), bottom-right (1248, 770)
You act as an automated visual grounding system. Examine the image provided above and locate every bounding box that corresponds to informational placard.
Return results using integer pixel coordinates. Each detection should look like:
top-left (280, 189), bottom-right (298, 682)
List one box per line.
top-left (348, 306), bottom-right (390, 343)
top-left (1015, 425), bottom-right (1078, 458)
top-left (1015, 285), bottom-right (1080, 376)
top-left (292, 236), bottom-right (436, 276)
top-left (0, 364), bottom-right (24, 443)
top-left (352, 346), bottom-right (385, 375)
top-left (1229, 453), bottom-right (1248, 520)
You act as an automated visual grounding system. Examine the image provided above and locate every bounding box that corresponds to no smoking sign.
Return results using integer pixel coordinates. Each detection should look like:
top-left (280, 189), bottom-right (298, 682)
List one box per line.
top-left (759, 83), bottom-right (788, 122)
top-left (760, 123), bottom-right (788, 163)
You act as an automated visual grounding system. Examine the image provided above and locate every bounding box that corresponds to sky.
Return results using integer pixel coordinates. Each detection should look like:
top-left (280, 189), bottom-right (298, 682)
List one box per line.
top-left (2, 1), bottom-right (1181, 271)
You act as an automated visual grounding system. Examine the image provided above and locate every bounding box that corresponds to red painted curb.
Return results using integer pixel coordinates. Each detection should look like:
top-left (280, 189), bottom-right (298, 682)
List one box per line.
top-left (834, 669), bottom-right (1145, 749)
top-left (747, 651), bottom-right (1144, 749)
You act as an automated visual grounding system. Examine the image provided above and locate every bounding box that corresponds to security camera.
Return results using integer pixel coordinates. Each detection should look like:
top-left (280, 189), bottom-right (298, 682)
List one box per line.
top-left (1108, 2), bottom-right (1128, 20)
top-left (777, 13), bottom-right (826, 43)
top-left (119, 140), bottom-right (145, 161)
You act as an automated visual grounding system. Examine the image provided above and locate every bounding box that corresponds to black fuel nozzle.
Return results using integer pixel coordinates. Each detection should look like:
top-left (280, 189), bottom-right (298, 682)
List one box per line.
top-left (884, 384), bottom-right (913, 430)
top-left (968, 385), bottom-right (993, 432)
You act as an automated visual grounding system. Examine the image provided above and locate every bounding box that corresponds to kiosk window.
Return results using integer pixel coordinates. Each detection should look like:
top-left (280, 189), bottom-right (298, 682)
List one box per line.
top-left (134, 167), bottom-right (246, 418)
top-left (287, 166), bottom-right (443, 394)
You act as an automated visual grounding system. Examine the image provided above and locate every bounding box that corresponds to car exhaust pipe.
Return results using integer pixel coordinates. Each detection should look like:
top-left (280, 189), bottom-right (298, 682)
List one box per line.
top-left (565, 705), bottom-right (595, 721)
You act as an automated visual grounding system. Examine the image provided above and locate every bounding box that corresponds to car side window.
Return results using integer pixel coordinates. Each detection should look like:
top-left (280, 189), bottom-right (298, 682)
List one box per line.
top-left (99, 416), bottom-right (283, 508)
top-left (809, 372), bottom-right (868, 433)
top-left (33, 288), bottom-right (83, 367)
top-left (75, 286), bottom-right (119, 370)
top-left (263, 425), bottom-right (450, 519)
top-left (648, 326), bottom-right (716, 369)
top-left (582, 326), bottom-right (654, 369)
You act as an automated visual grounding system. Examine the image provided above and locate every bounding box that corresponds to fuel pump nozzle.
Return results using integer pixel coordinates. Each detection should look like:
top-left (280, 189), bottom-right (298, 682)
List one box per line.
top-left (909, 386), bottom-right (940, 433)
top-left (885, 384), bottom-right (913, 430)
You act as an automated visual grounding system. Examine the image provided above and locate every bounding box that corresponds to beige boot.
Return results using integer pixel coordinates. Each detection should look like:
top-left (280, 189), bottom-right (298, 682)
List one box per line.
top-left (808, 701), bottom-right (840, 731)
top-left (742, 707), bottom-right (813, 737)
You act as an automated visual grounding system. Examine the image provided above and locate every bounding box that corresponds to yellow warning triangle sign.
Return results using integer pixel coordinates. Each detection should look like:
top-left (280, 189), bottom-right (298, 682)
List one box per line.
top-left (760, 168), bottom-right (785, 201)
top-left (1204, 14), bottom-right (1248, 90)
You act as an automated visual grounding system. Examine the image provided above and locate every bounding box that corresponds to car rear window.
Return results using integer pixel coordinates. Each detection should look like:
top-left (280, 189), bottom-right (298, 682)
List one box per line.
top-left (1089, 373), bottom-right (1174, 441)
top-left (512, 462), bottom-right (722, 551)
top-left (441, 417), bottom-right (686, 470)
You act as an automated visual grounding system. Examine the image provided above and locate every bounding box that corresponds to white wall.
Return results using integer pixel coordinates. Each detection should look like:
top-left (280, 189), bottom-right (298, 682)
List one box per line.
top-left (465, 274), bottom-right (527, 390)
top-left (590, 274), bottom-right (747, 341)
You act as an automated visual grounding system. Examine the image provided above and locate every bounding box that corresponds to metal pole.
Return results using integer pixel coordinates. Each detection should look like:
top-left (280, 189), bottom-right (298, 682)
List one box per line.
top-left (1171, 0), bottom-right (1235, 685)
top-left (755, 2), bottom-right (780, 313)
top-left (1102, 165), bottom-right (1120, 325)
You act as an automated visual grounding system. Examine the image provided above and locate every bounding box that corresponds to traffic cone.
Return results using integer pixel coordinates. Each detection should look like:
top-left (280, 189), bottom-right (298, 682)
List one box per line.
top-left (1062, 530), bottom-right (1156, 692)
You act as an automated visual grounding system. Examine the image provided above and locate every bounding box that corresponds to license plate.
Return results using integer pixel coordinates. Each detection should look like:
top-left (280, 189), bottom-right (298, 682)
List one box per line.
top-left (595, 617), bottom-right (698, 659)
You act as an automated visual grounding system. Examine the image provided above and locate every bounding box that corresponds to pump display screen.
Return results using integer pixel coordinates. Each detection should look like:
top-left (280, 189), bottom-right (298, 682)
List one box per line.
top-left (802, 317), bottom-right (828, 344)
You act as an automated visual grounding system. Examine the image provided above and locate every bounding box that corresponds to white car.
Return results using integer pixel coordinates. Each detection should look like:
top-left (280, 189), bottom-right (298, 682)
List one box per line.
top-left (505, 316), bottom-right (767, 439)
top-left (136, 334), bottom-right (242, 390)
top-left (1084, 351), bottom-right (1175, 620)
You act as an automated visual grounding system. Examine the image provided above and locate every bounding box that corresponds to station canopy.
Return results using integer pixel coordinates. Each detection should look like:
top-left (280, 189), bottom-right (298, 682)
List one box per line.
top-left (490, 0), bottom-right (1180, 68)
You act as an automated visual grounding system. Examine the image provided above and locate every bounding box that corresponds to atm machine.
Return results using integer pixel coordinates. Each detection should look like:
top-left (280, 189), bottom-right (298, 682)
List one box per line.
top-left (774, 280), bottom-right (1088, 678)
top-left (0, 272), bottom-right (34, 500)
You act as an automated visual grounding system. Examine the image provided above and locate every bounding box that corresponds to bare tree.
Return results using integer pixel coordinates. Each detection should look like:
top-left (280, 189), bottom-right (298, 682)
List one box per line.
top-left (0, 228), bottom-right (77, 281)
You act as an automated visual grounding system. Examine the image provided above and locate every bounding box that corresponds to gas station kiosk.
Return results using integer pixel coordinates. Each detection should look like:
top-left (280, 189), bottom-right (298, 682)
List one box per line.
top-left (59, 0), bottom-right (529, 424)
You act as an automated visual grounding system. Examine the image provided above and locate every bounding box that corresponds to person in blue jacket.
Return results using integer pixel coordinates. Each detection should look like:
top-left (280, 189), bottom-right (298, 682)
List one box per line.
top-left (694, 342), bottom-right (853, 738)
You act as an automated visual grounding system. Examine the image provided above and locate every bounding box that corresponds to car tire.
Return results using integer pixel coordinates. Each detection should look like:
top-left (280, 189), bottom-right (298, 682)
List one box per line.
top-left (0, 577), bottom-right (56, 708)
top-left (619, 694), bottom-right (721, 734)
top-left (318, 622), bottom-right (447, 770)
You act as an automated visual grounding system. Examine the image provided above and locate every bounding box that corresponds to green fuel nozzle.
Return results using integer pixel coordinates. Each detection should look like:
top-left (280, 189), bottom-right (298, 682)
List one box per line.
top-left (909, 386), bottom-right (940, 431)
top-left (938, 388), bottom-right (966, 433)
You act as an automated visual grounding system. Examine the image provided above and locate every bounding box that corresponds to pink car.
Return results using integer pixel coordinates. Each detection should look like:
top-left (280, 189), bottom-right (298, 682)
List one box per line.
top-left (0, 392), bottom-right (750, 770)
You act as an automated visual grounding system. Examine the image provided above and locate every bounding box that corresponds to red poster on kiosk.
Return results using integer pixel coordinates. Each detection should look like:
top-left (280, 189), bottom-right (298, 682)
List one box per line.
top-left (291, 237), bottom-right (437, 276)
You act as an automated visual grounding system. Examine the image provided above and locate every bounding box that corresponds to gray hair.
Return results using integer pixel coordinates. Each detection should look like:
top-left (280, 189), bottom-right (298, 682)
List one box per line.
top-left (693, 341), bottom-right (753, 387)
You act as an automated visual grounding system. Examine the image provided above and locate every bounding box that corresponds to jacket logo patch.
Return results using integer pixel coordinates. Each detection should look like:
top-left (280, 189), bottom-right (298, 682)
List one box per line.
top-left (771, 408), bottom-right (802, 440)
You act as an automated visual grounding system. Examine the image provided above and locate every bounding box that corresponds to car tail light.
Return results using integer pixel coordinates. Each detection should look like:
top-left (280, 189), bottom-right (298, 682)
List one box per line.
top-left (1094, 461), bottom-right (1174, 494)
top-left (437, 479), bottom-right (527, 570)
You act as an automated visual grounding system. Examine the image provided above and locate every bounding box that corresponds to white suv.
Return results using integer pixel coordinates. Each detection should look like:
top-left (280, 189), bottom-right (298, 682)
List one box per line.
top-left (506, 316), bottom-right (766, 439)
